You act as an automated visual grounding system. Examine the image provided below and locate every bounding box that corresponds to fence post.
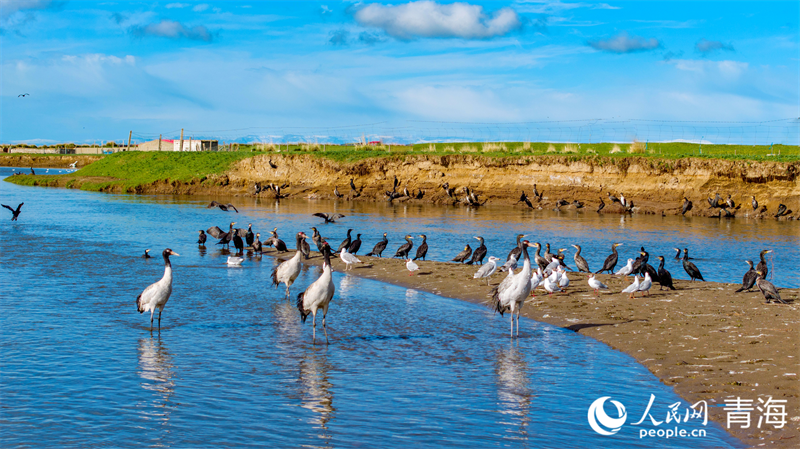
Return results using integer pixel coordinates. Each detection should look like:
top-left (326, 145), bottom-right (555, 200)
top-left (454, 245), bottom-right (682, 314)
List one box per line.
top-left (127, 130), bottom-right (132, 152)
top-left (158, 134), bottom-right (162, 151)
top-left (179, 129), bottom-right (184, 153)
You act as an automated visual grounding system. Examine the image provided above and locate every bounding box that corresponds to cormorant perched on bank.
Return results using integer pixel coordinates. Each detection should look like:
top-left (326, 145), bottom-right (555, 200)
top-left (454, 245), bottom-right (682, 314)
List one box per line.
top-left (681, 197), bottom-right (693, 215)
top-left (143, 249), bottom-right (152, 259)
top-left (597, 198), bottom-right (605, 213)
top-left (366, 233), bottom-right (388, 257)
top-left (774, 204), bottom-right (789, 218)
top-left (707, 193), bottom-right (721, 208)
top-left (334, 186), bottom-right (344, 198)
top-left (313, 212), bottom-right (345, 224)
top-left (308, 227), bottom-right (323, 253)
top-left (197, 230), bottom-right (207, 245)
top-left (347, 233), bottom-right (362, 255)
top-left (207, 201), bottom-right (238, 213)
top-left (337, 229), bottom-right (353, 253)
top-left (517, 191), bottom-right (533, 208)
top-left (252, 233), bottom-right (263, 254)
top-left (451, 244), bottom-right (472, 263)
top-left (506, 234), bottom-right (526, 261)
top-left (755, 272), bottom-right (785, 304)
top-left (467, 236), bottom-right (487, 265)
top-left (245, 224), bottom-right (254, 247)
top-left (682, 248), bottom-right (705, 281)
top-left (2, 203), bottom-right (23, 221)
top-left (656, 256), bottom-right (675, 290)
top-left (413, 234), bottom-right (428, 261)
top-left (595, 243), bottom-right (622, 274)
top-left (607, 192), bottom-right (620, 204)
top-left (735, 260), bottom-right (757, 293)
top-left (571, 244), bottom-right (590, 273)
top-left (543, 243), bottom-right (554, 263)
top-left (751, 196), bottom-right (758, 211)
top-left (299, 233), bottom-right (310, 259)
top-left (674, 247), bottom-right (695, 260)
top-left (394, 235), bottom-right (414, 258)
top-left (756, 250), bottom-right (771, 278)
top-left (269, 231), bottom-right (287, 252)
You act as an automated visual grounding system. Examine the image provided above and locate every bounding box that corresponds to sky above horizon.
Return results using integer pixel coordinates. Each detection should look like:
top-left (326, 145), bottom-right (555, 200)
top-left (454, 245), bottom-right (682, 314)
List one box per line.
top-left (1, 0), bottom-right (798, 144)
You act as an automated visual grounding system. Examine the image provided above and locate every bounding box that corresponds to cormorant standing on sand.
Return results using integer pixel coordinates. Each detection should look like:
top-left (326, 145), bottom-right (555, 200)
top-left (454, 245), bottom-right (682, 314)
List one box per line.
top-left (367, 233), bottom-right (388, 257)
top-left (735, 260), bottom-right (757, 293)
top-left (595, 243), bottom-right (622, 274)
top-left (656, 256), bottom-right (675, 290)
top-left (394, 235), bottom-right (414, 258)
top-left (467, 236), bottom-right (486, 265)
top-left (413, 234), bottom-right (428, 261)
top-left (682, 248), bottom-right (705, 281)
top-left (756, 250), bottom-right (771, 278)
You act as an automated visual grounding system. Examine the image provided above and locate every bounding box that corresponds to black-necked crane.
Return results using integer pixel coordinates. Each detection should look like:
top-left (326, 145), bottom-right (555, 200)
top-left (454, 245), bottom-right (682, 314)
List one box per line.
top-left (491, 240), bottom-right (534, 337)
top-left (297, 242), bottom-right (336, 343)
top-left (272, 232), bottom-right (307, 298)
top-left (137, 249), bottom-right (179, 331)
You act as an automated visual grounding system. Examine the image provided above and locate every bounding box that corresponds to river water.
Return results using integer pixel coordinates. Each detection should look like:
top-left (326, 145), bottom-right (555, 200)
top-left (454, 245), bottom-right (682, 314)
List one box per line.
top-left (4, 166), bottom-right (791, 447)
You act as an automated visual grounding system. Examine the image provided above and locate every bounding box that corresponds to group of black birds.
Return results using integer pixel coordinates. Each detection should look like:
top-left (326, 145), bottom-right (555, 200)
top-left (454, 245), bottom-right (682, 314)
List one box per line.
top-left (681, 193), bottom-right (794, 219)
top-left (199, 222), bottom-right (303, 256)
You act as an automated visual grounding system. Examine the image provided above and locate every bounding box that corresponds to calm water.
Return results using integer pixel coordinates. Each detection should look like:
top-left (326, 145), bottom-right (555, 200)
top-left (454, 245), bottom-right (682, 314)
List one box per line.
top-left (1, 166), bottom-right (785, 447)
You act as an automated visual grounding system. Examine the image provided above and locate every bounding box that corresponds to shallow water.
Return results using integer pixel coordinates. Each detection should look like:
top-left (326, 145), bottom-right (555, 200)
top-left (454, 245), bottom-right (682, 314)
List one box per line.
top-left (0, 167), bottom-right (776, 447)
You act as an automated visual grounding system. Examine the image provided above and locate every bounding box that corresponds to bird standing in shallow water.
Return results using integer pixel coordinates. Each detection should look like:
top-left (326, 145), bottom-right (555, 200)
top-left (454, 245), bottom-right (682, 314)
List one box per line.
top-left (491, 240), bottom-right (535, 337)
top-left (197, 230), bottom-right (207, 245)
top-left (137, 249), bottom-right (179, 331)
top-left (272, 232), bottom-right (307, 298)
top-left (297, 243), bottom-right (336, 343)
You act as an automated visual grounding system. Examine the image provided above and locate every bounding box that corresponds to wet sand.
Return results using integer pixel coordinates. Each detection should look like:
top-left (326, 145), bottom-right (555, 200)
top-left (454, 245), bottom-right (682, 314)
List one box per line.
top-left (258, 247), bottom-right (799, 448)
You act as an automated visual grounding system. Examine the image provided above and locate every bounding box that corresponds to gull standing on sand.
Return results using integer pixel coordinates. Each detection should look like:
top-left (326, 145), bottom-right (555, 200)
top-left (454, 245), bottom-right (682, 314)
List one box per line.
top-left (500, 254), bottom-right (517, 272)
top-left (588, 274), bottom-right (609, 293)
top-left (473, 256), bottom-right (499, 284)
top-left (340, 247), bottom-right (361, 271)
top-left (137, 249), bottom-right (179, 331)
top-left (529, 268), bottom-right (543, 295)
top-left (558, 267), bottom-right (570, 290)
top-left (615, 258), bottom-right (634, 277)
top-left (406, 259), bottom-right (420, 276)
top-left (622, 275), bottom-right (641, 298)
top-left (638, 272), bottom-right (652, 296)
top-left (543, 270), bottom-right (562, 295)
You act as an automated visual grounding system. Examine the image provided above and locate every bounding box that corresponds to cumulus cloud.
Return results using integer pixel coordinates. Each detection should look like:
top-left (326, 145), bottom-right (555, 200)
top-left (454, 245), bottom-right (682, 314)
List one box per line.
top-left (193, 4), bottom-right (210, 12)
top-left (329, 29), bottom-right (349, 46)
top-left (588, 32), bottom-right (660, 53)
top-left (165, 3), bottom-right (190, 8)
top-left (353, 1), bottom-right (521, 40)
top-left (695, 38), bottom-right (734, 55)
top-left (62, 54), bottom-right (136, 66)
top-left (129, 20), bottom-right (214, 42)
top-left (320, 5), bottom-right (333, 16)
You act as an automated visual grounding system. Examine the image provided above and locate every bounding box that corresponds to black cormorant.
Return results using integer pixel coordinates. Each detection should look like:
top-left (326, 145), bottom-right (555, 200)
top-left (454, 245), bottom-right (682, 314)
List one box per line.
top-left (506, 234), bottom-right (526, 261)
top-left (597, 198), bottom-right (605, 213)
top-left (533, 242), bottom-right (548, 271)
top-left (394, 235), bottom-right (414, 258)
top-left (143, 249), bottom-right (152, 259)
top-left (337, 229), bottom-right (353, 253)
top-left (681, 197), bottom-right (693, 215)
top-left (543, 243), bottom-right (554, 263)
top-left (299, 233), bottom-right (310, 259)
top-left (2, 203), bottom-right (23, 221)
top-left (197, 230), bottom-right (207, 245)
top-left (253, 233), bottom-right (263, 254)
top-left (751, 196), bottom-right (758, 211)
top-left (207, 201), bottom-right (238, 213)
top-left (656, 256), bottom-right (675, 290)
top-left (467, 236), bottom-right (487, 265)
top-left (310, 227), bottom-right (324, 252)
top-left (270, 231), bottom-right (287, 252)
top-left (682, 248), bottom-right (705, 281)
top-left (595, 243), bottom-right (622, 274)
top-left (347, 233), bottom-right (362, 255)
top-left (245, 224), bottom-right (254, 247)
top-left (233, 232), bottom-right (244, 254)
top-left (755, 272), bottom-right (786, 304)
top-left (413, 234), bottom-right (428, 261)
top-left (366, 233), bottom-right (389, 257)
top-left (735, 260), bottom-right (757, 293)
top-left (313, 212), bottom-right (345, 224)
top-left (451, 244), bottom-right (472, 263)
top-left (756, 250), bottom-right (771, 278)
top-left (571, 244), bottom-right (590, 273)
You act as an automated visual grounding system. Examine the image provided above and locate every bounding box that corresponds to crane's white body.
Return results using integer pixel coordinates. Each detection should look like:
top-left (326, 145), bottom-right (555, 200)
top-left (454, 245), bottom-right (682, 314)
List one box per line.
top-left (274, 249), bottom-right (303, 297)
top-left (340, 248), bottom-right (361, 270)
top-left (298, 258), bottom-right (335, 342)
top-left (615, 258), bottom-right (634, 276)
top-left (494, 247), bottom-right (532, 337)
top-left (137, 250), bottom-right (178, 331)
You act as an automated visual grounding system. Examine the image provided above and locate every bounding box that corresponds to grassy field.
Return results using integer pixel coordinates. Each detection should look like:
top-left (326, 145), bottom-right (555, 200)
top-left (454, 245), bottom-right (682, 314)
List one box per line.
top-left (232, 141), bottom-right (799, 162)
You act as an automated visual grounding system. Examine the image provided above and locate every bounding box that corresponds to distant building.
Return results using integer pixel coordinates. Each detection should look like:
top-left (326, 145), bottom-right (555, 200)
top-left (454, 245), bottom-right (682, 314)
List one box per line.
top-left (136, 139), bottom-right (218, 152)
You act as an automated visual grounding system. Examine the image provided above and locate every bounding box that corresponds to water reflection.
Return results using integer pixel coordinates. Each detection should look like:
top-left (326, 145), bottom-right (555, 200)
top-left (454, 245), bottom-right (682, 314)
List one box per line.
top-left (137, 336), bottom-right (176, 429)
top-left (495, 343), bottom-right (532, 441)
top-left (299, 347), bottom-right (336, 448)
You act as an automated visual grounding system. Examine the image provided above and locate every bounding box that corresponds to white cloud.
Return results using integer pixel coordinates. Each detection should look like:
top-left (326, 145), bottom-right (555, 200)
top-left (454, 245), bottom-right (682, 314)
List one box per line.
top-left (513, 1), bottom-right (620, 14)
top-left (62, 54), bottom-right (136, 66)
top-left (354, 1), bottom-right (521, 40)
top-left (695, 38), bottom-right (734, 54)
top-left (0, 0), bottom-right (56, 19)
top-left (588, 32), bottom-right (660, 53)
top-left (165, 3), bottom-right (190, 9)
top-left (193, 4), bottom-right (210, 12)
top-left (129, 20), bottom-right (214, 42)
top-left (669, 59), bottom-right (748, 78)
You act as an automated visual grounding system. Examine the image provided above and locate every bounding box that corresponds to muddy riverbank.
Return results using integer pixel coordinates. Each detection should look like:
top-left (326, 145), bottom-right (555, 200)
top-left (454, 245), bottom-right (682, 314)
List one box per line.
top-left (6, 153), bottom-right (798, 219)
top-left (263, 247), bottom-right (798, 447)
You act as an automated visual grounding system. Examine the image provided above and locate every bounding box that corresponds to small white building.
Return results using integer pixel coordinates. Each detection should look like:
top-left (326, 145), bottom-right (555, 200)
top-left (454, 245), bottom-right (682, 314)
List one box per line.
top-left (136, 139), bottom-right (218, 152)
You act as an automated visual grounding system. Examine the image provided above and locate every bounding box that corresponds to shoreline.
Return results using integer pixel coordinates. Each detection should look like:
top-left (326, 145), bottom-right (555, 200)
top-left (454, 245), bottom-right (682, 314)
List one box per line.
top-left (260, 247), bottom-right (798, 447)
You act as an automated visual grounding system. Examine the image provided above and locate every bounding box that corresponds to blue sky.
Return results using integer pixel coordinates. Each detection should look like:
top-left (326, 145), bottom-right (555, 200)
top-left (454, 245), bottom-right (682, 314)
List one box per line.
top-left (1, 0), bottom-right (798, 144)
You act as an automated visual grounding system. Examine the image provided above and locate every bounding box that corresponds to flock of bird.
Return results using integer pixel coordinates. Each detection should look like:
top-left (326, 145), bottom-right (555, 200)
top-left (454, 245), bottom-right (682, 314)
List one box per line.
top-left (136, 206), bottom-right (787, 340)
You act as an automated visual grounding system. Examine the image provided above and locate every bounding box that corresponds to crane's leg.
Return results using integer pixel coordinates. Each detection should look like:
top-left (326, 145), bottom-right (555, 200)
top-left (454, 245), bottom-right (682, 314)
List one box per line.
top-left (158, 310), bottom-right (162, 331)
top-left (509, 315), bottom-right (514, 338)
top-left (285, 285), bottom-right (290, 299)
top-left (149, 309), bottom-right (155, 331)
top-left (516, 310), bottom-right (520, 338)
top-left (322, 314), bottom-right (329, 345)
top-left (311, 311), bottom-right (317, 344)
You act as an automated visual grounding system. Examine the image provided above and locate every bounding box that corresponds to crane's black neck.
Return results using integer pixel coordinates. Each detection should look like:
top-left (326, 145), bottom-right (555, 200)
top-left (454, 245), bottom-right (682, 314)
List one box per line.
top-left (323, 246), bottom-right (332, 267)
top-left (296, 233), bottom-right (304, 250)
top-left (520, 242), bottom-right (530, 263)
top-left (162, 251), bottom-right (172, 267)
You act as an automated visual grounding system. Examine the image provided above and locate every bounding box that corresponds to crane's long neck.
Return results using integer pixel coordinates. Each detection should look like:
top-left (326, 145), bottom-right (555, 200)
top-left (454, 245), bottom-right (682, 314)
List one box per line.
top-left (162, 254), bottom-right (173, 282)
top-left (520, 243), bottom-right (531, 276)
